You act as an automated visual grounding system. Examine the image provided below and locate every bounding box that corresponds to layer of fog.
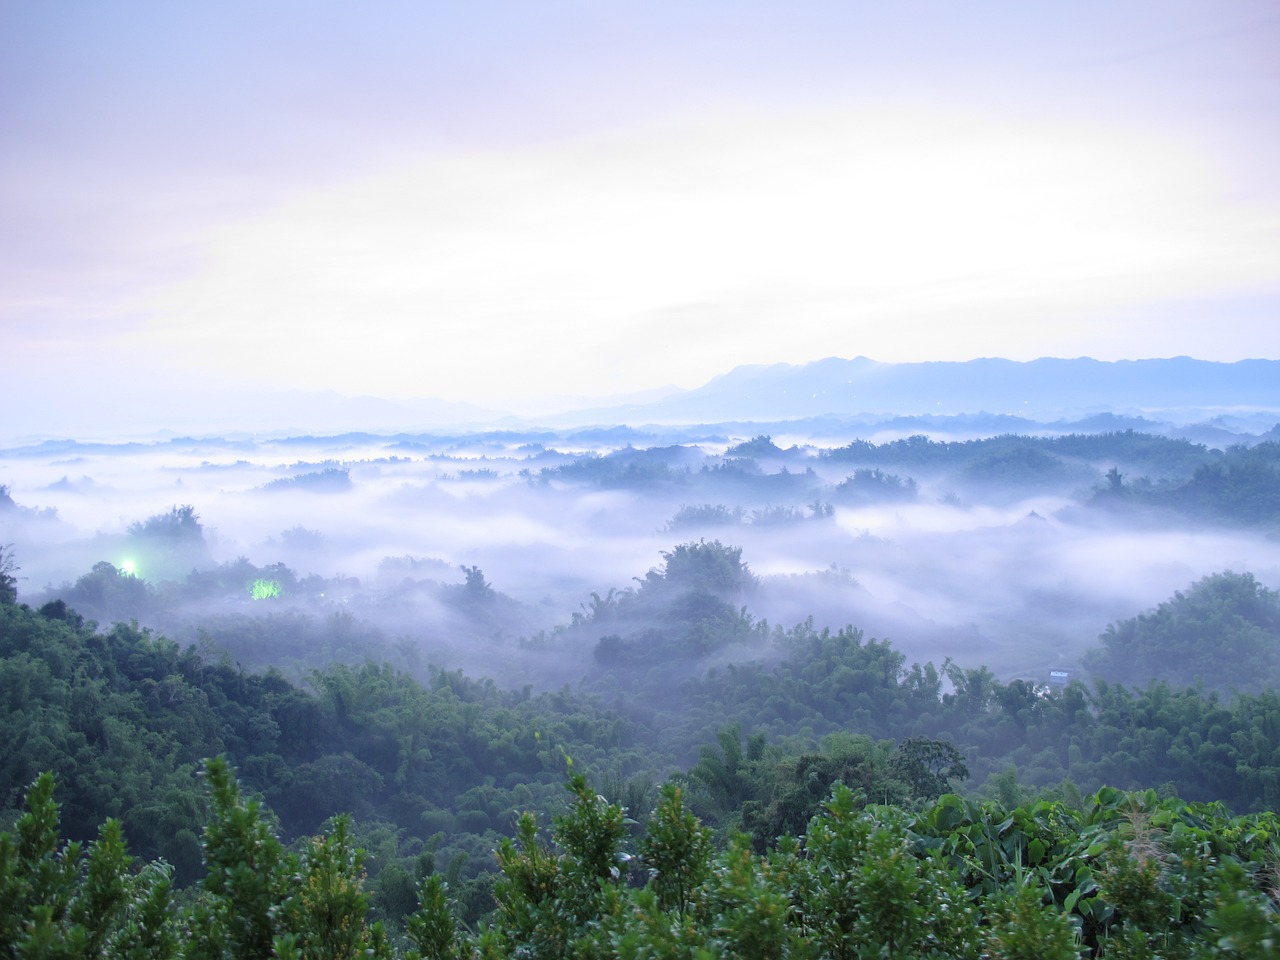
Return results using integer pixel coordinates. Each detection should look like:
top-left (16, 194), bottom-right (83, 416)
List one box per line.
top-left (3, 429), bottom-right (1277, 692)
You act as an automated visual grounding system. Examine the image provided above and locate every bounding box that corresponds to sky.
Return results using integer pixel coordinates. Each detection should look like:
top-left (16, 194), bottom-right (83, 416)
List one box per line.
top-left (3, 1), bottom-right (1280, 430)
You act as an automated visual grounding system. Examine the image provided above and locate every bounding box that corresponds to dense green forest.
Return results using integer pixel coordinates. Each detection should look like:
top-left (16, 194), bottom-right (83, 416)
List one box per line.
top-left (6, 742), bottom-right (1280, 956)
top-left (4, 530), bottom-right (1280, 952)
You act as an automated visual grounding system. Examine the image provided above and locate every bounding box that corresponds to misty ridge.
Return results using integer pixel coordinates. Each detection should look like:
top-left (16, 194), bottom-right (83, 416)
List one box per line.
top-left (5, 364), bottom-right (1280, 949)
top-left (3, 408), bottom-right (1278, 705)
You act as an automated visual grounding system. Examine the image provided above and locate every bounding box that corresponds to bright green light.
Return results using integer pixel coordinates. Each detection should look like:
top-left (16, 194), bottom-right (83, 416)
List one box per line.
top-left (120, 559), bottom-right (137, 576)
top-left (250, 579), bottom-right (282, 600)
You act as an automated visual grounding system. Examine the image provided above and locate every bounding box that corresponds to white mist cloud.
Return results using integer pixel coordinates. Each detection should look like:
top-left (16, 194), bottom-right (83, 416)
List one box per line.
top-left (5, 431), bottom-right (1279, 686)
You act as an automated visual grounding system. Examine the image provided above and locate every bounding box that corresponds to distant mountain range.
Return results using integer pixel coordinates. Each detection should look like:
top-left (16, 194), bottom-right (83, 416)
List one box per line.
top-left (6, 356), bottom-right (1278, 446)
top-left (579, 356), bottom-right (1280, 424)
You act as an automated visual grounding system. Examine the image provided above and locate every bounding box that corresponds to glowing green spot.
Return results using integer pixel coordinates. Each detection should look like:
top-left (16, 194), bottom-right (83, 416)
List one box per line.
top-left (120, 559), bottom-right (137, 576)
top-left (250, 579), bottom-right (282, 600)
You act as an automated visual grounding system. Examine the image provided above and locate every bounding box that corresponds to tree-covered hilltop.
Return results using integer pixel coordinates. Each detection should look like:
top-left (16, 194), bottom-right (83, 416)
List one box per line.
top-left (519, 429), bottom-right (1280, 527)
top-left (1085, 572), bottom-right (1280, 693)
top-left (1090, 441), bottom-right (1280, 527)
top-left (821, 431), bottom-right (1219, 479)
top-left (0, 590), bottom-right (641, 905)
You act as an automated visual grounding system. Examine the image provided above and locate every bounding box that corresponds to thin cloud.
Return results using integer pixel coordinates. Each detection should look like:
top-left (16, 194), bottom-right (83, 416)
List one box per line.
top-left (126, 107), bottom-right (1279, 405)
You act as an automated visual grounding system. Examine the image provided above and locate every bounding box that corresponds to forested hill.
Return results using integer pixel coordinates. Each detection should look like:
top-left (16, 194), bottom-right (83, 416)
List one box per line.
top-left (6, 548), bottom-right (1280, 926)
top-left (4, 592), bottom-right (1280, 955)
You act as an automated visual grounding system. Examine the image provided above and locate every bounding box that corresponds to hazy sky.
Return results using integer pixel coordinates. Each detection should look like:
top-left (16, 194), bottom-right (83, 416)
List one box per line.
top-left (4, 1), bottom-right (1279, 417)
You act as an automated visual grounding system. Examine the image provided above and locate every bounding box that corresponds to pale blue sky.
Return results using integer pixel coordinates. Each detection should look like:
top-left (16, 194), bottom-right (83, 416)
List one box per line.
top-left (3, 1), bottom-right (1279, 422)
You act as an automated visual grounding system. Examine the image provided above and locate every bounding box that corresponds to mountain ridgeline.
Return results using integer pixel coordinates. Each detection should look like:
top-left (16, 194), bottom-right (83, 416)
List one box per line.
top-left (595, 355), bottom-right (1280, 422)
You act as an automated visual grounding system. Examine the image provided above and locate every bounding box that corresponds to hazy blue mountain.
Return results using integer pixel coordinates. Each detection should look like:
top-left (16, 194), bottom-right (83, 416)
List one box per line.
top-left (9, 356), bottom-right (1277, 447)
top-left (586, 356), bottom-right (1280, 423)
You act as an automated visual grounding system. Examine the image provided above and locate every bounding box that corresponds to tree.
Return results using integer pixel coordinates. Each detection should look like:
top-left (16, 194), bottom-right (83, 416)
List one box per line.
top-left (128, 505), bottom-right (204, 544)
top-left (686, 724), bottom-right (767, 821)
top-left (1085, 571), bottom-right (1280, 692)
top-left (458, 565), bottom-right (493, 601)
top-left (645, 540), bottom-right (756, 596)
top-left (639, 783), bottom-right (713, 918)
top-left (0, 772), bottom-right (177, 959)
top-left (489, 775), bottom-right (630, 960)
top-left (186, 757), bottom-right (288, 960)
top-left (799, 785), bottom-right (979, 960)
top-left (0, 544), bottom-right (16, 604)
top-left (125, 505), bottom-right (211, 582)
top-left (892, 737), bottom-right (970, 800)
top-left (273, 816), bottom-right (392, 960)
top-left (983, 882), bottom-right (1080, 960)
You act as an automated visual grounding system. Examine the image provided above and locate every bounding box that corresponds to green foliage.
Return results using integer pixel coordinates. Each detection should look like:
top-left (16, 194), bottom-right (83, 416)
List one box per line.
top-left (187, 757), bottom-right (287, 959)
top-left (274, 816), bottom-right (392, 960)
top-left (750, 503), bottom-right (808, 525)
top-left (739, 735), bottom-right (908, 850)
top-left (128, 505), bottom-right (204, 544)
top-left (1199, 862), bottom-right (1280, 958)
top-left (983, 881), bottom-right (1080, 960)
top-left (10, 540), bottom-right (1280, 956)
top-left (893, 736), bottom-right (970, 800)
top-left (1089, 441), bottom-right (1280, 527)
top-left (0, 772), bottom-right (176, 960)
top-left (834, 468), bottom-right (918, 502)
top-left (122, 506), bottom-right (212, 583)
top-left (403, 875), bottom-right (464, 960)
top-left (151, 758), bottom-right (393, 960)
top-left (586, 540), bottom-right (764, 667)
top-left (0, 544), bottom-right (16, 605)
top-left (490, 812), bottom-right (571, 959)
top-left (724, 435), bottom-right (787, 459)
top-left (59, 560), bottom-right (154, 623)
top-left (685, 724), bottom-right (768, 823)
top-left (707, 832), bottom-right (813, 960)
top-left (260, 468), bottom-right (353, 493)
top-left (639, 783), bottom-right (712, 918)
top-left (489, 774), bottom-right (632, 959)
top-left (248, 579), bottom-right (281, 600)
top-left (6, 763), bottom-right (1280, 959)
top-left (537, 445), bottom-right (692, 489)
top-left (822, 430), bottom-right (1215, 482)
top-left (667, 503), bottom-right (746, 530)
top-left (643, 540), bottom-right (756, 596)
top-left (798, 785), bottom-right (980, 959)
top-left (554, 774), bottom-right (629, 889)
top-left (1086, 571), bottom-right (1280, 692)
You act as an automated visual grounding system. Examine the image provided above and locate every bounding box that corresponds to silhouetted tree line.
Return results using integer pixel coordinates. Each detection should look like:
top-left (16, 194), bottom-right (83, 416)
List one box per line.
top-left (528, 430), bottom-right (1280, 526)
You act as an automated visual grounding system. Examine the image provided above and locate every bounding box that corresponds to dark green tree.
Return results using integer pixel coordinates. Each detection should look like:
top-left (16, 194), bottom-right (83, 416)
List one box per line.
top-left (892, 737), bottom-right (970, 800)
top-left (0, 772), bottom-right (177, 959)
top-left (639, 783), bottom-right (713, 918)
top-left (0, 544), bottom-right (16, 605)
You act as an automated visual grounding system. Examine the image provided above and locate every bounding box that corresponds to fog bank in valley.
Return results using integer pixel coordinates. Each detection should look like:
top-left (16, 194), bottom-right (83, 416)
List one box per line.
top-left (2, 422), bottom-right (1277, 693)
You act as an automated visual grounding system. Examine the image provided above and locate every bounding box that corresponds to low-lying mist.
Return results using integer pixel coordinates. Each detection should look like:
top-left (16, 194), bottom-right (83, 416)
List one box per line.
top-left (2, 425), bottom-right (1277, 693)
